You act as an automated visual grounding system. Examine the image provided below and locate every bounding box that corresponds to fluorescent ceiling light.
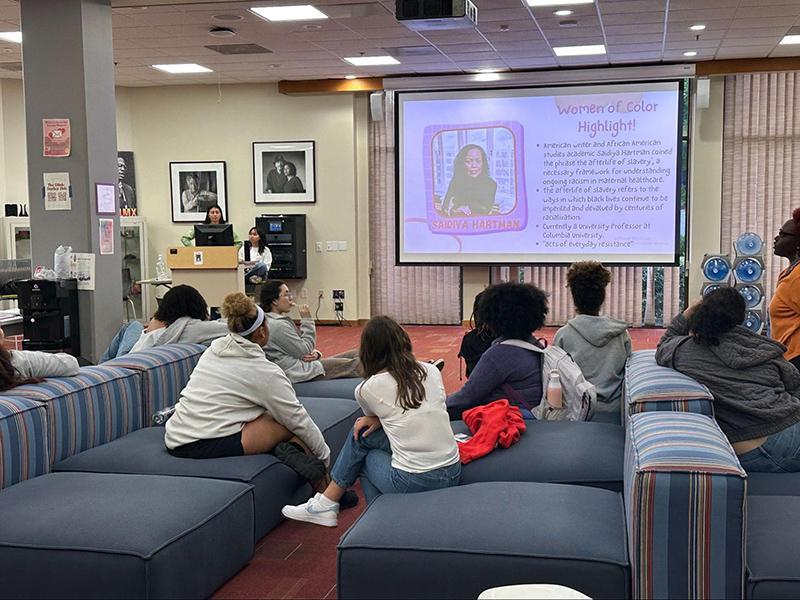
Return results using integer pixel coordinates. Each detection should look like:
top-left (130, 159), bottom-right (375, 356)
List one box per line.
top-left (344, 75), bottom-right (357, 79)
top-left (554, 10), bottom-right (574, 16)
top-left (249, 5), bottom-right (327, 22)
top-left (683, 51), bottom-right (697, 57)
top-left (344, 55), bottom-right (399, 66)
top-left (780, 34), bottom-right (800, 45)
top-left (0, 31), bottom-right (22, 44)
top-left (475, 73), bottom-right (501, 82)
top-left (527, 0), bottom-right (593, 6)
top-left (689, 24), bottom-right (706, 31)
top-left (152, 63), bottom-right (212, 74)
top-left (553, 44), bottom-right (606, 57)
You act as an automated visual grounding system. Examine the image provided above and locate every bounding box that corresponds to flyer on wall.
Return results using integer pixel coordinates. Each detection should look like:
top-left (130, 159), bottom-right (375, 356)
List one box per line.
top-left (43, 172), bottom-right (71, 211)
top-left (43, 118), bottom-right (71, 158)
top-left (70, 253), bottom-right (95, 291)
top-left (99, 219), bottom-right (114, 255)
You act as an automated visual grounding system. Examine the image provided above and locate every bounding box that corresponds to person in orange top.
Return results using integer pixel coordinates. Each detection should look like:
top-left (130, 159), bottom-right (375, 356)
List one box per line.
top-left (770, 207), bottom-right (800, 370)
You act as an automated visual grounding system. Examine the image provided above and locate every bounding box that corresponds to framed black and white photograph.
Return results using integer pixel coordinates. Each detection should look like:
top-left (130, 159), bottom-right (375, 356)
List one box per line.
top-left (253, 141), bottom-right (316, 204)
top-left (170, 161), bottom-right (227, 223)
top-left (117, 151), bottom-right (137, 213)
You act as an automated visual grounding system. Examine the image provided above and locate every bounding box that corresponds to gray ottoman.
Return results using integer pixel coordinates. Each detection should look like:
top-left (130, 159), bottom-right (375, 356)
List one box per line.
top-left (747, 472), bottom-right (800, 496)
top-left (747, 495), bottom-right (800, 599)
top-left (454, 420), bottom-right (624, 491)
top-left (338, 481), bottom-right (629, 599)
top-left (0, 472), bottom-right (253, 599)
top-left (293, 377), bottom-right (361, 400)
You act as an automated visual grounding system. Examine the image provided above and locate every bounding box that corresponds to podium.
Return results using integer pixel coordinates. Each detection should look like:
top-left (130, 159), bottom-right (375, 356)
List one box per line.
top-left (166, 247), bottom-right (244, 307)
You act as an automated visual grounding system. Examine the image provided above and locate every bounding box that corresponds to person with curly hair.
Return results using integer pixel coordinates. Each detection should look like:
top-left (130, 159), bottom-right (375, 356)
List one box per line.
top-left (656, 287), bottom-right (800, 472)
top-left (554, 261), bottom-right (631, 423)
top-left (771, 207), bottom-right (800, 369)
top-left (446, 282), bottom-right (548, 420)
top-left (458, 290), bottom-right (494, 377)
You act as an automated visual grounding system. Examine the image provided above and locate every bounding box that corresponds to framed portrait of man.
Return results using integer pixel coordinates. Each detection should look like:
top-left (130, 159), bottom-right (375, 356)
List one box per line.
top-left (169, 161), bottom-right (228, 223)
top-left (253, 141), bottom-right (315, 204)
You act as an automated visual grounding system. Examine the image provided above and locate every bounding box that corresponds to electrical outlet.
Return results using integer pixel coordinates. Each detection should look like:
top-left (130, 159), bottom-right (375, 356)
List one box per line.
top-left (333, 289), bottom-right (345, 299)
top-left (334, 301), bottom-right (344, 312)
top-left (315, 242), bottom-right (323, 253)
top-left (300, 287), bottom-right (308, 299)
top-left (318, 290), bottom-right (324, 299)
top-left (326, 241), bottom-right (337, 252)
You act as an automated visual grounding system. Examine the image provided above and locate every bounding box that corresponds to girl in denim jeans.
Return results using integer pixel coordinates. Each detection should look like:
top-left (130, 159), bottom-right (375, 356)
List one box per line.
top-left (281, 316), bottom-right (461, 527)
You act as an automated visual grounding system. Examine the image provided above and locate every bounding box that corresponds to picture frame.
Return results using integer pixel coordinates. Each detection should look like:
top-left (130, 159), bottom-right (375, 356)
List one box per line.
top-left (95, 182), bottom-right (116, 215)
top-left (253, 141), bottom-right (316, 204)
top-left (170, 161), bottom-right (228, 223)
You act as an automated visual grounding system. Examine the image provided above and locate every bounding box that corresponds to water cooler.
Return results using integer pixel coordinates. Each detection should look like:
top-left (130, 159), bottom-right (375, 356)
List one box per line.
top-left (16, 279), bottom-right (80, 356)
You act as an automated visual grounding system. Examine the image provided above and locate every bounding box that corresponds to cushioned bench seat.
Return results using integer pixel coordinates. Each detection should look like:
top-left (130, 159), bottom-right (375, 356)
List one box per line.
top-left (0, 472), bottom-right (253, 599)
top-left (0, 396), bottom-right (49, 489)
top-left (293, 377), bottom-right (360, 401)
top-left (453, 420), bottom-right (624, 491)
top-left (747, 495), bottom-right (800, 599)
top-left (338, 481), bottom-right (630, 600)
top-left (53, 395), bottom-right (361, 540)
top-left (747, 472), bottom-right (800, 496)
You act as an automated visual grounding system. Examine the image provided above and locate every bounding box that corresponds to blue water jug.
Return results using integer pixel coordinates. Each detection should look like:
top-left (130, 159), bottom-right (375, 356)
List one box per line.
top-left (702, 284), bottom-right (723, 296)
top-left (734, 258), bottom-right (763, 283)
top-left (702, 256), bottom-right (731, 282)
top-left (734, 232), bottom-right (763, 256)
top-left (738, 285), bottom-right (763, 308)
top-left (743, 310), bottom-right (763, 333)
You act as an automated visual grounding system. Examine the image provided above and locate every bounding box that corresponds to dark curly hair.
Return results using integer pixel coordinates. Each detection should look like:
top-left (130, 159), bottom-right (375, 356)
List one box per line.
top-left (476, 282), bottom-right (548, 340)
top-left (153, 284), bottom-right (208, 324)
top-left (688, 287), bottom-right (745, 347)
top-left (793, 207), bottom-right (800, 228)
top-left (259, 279), bottom-right (285, 311)
top-left (566, 261), bottom-right (611, 315)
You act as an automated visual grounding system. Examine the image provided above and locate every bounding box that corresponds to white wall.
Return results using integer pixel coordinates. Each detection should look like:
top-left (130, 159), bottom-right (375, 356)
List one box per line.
top-left (0, 79), bottom-right (28, 205)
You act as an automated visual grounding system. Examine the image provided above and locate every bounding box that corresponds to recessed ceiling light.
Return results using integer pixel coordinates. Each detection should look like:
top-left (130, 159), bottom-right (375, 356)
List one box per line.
top-left (780, 34), bottom-right (800, 45)
top-left (683, 51), bottom-right (697, 57)
top-left (345, 75), bottom-right (357, 79)
top-left (302, 24), bottom-right (323, 30)
top-left (553, 44), bottom-right (606, 56)
top-left (152, 63), bottom-right (212, 74)
top-left (249, 5), bottom-right (327, 22)
top-left (527, 0), bottom-right (593, 6)
top-left (475, 73), bottom-right (501, 82)
top-left (344, 55), bottom-right (400, 66)
top-left (689, 24), bottom-right (706, 31)
top-left (0, 32), bottom-right (22, 44)
top-left (554, 9), bottom-right (574, 16)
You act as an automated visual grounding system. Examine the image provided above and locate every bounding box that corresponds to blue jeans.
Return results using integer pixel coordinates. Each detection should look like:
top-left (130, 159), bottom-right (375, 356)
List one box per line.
top-left (245, 263), bottom-right (268, 279)
top-left (330, 427), bottom-right (461, 504)
top-left (737, 421), bottom-right (800, 473)
top-left (100, 321), bottom-right (144, 362)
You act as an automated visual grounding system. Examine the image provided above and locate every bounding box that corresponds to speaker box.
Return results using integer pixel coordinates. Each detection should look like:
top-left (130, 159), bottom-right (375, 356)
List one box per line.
top-left (369, 92), bottom-right (384, 122)
top-left (696, 77), bottom-right (710, 109)
top-left (397, 0), bottom-right (464, 20)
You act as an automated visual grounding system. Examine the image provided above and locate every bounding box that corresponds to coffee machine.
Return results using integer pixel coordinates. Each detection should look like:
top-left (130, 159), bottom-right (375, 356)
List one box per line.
top-left (16, 279), bottom-right (80, 356)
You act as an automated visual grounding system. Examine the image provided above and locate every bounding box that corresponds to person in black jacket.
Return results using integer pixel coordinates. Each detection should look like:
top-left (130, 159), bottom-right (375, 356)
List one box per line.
top-left (442, 144), bottom-right (498, 217)
top-left (282, 162), bottom-right (305, 194)
top-left (265, 155), bottom-right (287, 193)
top-left (458, 290), bottom-right (493, 377)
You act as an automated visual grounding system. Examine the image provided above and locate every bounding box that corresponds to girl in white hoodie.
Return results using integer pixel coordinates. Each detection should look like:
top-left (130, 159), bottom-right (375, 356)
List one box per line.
top-left (0, 326), bottom-right (79, 390)
top-left (165, 292), bottom-right (330, 473)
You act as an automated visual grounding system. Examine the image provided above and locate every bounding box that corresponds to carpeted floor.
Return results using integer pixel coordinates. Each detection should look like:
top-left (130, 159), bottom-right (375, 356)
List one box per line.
top-left (214, 324), bottom-right (665, 599)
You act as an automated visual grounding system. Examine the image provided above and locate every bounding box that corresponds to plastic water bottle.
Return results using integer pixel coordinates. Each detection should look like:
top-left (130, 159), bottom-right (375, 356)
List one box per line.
top-left (152, 405), bottom-right (176, 426)
top-left (546, 370), bottom-right (563, 409)
top-left (155, 254), bottom-right (168, 281)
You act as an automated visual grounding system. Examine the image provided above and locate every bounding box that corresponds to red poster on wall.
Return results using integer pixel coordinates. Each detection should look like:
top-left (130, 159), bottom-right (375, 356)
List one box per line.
top-left (43, 118), bottom-right (71, 157)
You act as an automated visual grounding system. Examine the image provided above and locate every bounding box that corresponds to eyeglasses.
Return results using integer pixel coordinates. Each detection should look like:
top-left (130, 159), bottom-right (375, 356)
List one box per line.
top-left (279, 292), bottom-right (294, 300)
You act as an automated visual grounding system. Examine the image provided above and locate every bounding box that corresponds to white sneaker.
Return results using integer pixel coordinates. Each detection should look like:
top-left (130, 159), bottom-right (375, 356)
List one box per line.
top-left (281, 493), bottom-right (339, 527)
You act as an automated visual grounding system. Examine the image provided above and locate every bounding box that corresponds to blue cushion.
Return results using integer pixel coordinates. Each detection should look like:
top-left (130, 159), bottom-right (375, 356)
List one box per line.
top-left (298, 396), bottom-right (362, 464)
top-left (747, 472), bottom-right (800, 496)
top-left (0, 472), bottom-right (253, 598)
top-left (0, 396), bottom-right (49, 489)
top-left (747, 495), bottom-right (800, 599)
top-left (293, 377), bottom-right (360, 400)
top-left (338, 481), bottom-right (629, 599)
top-left (453, 420), bottom-right (624, 491)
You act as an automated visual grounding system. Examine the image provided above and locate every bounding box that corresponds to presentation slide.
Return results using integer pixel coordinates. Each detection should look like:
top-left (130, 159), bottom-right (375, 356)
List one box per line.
top-left (397, 81), bottom-right (682, 265)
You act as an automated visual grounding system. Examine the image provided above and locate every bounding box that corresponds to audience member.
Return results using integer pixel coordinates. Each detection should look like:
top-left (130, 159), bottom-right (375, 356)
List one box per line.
top-left (771, 207), bottom-right (800, 369)
top-left (554, 261), bottom-right (631, 422)
top-left (0, 326), bottom-right (79, 390)
top-left (101, 285), bottom-right (229, 361)
top-left (261, 280), bottom-right (361, 383)
top-left (446, 282), bottom-right (548, 420)
top-left (281, 316), bottom-right (460, 527)
top-left (165, 293), bottom-right (330, 482)
top-left (458, 290), bottom-right (494, 377)
top-left (656, 287), bottom-right (800, 472)
top-left (239, 226), bottom-right (272, 284)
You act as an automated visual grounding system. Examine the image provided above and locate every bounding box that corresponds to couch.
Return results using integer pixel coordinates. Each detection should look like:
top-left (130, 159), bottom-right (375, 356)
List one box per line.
top-left (0, 343), bottom-right (361, 598)
top-left (337, 350), bottom-right (772, 599)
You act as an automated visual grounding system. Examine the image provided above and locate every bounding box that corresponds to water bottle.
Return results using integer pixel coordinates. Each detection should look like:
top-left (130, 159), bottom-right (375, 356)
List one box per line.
top-left (546, 370), bottom-right (563, 409)
top-left (152, 405), bottom-right (176, 426)
top-left (155, 254), bottom-right (168, 281)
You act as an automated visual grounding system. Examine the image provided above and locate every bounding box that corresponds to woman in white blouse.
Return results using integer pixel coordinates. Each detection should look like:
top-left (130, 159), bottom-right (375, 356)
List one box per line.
top-left (281, 315), bottom-right (461, 527)
top-left (238, 226), bottom-right (272, 284)
top-left (0, 327), bottom-right (79, 390)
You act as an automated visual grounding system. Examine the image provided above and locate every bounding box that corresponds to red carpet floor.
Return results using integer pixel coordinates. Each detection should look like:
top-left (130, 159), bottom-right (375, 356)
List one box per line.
top-left (214, 324), bottom-right (664, 599)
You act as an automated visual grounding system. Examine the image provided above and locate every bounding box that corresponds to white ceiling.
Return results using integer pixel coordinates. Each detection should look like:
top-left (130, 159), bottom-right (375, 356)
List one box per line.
top-left (0, 0), bottom-right (799, 86)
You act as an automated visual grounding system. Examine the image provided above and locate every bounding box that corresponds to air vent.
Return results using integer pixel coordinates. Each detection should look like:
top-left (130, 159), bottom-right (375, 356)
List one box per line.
top-left (204, 43), bottom-right (272, 55)
top-left (0, 62), bottom-right (22, 72)
top-left (383, 46), bottom-right (439, 57)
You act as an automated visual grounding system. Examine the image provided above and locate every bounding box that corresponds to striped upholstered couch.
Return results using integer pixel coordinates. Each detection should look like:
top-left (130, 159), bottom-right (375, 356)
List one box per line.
top-left (0, 343), bottom-right (361, 598)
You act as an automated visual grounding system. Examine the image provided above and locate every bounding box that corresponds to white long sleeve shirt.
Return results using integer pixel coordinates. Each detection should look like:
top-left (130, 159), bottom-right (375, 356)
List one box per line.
top-left (356, 362), bottom-right (459, 473)
top-left (238, 245), bottom-right (272, 271)
top-left (164, 333), bottom-right (330, 465)
top-left (10, 350), bottom-right (80, 379)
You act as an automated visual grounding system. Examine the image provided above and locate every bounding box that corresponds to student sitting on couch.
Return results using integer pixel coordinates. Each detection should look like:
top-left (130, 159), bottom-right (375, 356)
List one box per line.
top-left (0, 326), bottom-right (79, 391)
top-left (281, 315), bottom-right (460, 527)
top-left (656, 287), bottom-right (800, 472)
top-left (446, 282), bottom-right (548, 420)
top-left (165, 292), bottom-right (330, 482)
top-left (554, 261), bottom-right (631, 422)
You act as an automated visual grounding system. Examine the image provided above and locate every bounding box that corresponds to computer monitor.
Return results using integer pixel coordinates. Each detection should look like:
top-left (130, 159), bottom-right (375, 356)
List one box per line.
top-left (194, 223), bottom-right (234, 247)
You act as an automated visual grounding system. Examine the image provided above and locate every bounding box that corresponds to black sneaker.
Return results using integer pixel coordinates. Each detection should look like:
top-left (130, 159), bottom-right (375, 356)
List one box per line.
top-left (340, 490), bottom-right (359, 510)
top-left (273, 442), bottom-right (327, 483)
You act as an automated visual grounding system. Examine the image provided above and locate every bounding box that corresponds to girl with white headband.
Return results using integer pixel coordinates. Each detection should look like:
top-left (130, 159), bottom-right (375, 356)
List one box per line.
top-left (165, 292), bottom-right (330, 480)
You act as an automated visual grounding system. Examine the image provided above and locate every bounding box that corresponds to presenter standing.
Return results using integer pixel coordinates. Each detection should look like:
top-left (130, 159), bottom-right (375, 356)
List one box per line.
top-left (771, 207), bottom-right (800, 370)
top-left (442, 144), bottom-right (498, 217)
top-left (181, 204), bottom-right (242, 249)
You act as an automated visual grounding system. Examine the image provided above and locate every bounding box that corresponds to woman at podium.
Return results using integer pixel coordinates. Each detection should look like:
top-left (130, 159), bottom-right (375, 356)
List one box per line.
top-left (181, 204), bottom-right (242, 249)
